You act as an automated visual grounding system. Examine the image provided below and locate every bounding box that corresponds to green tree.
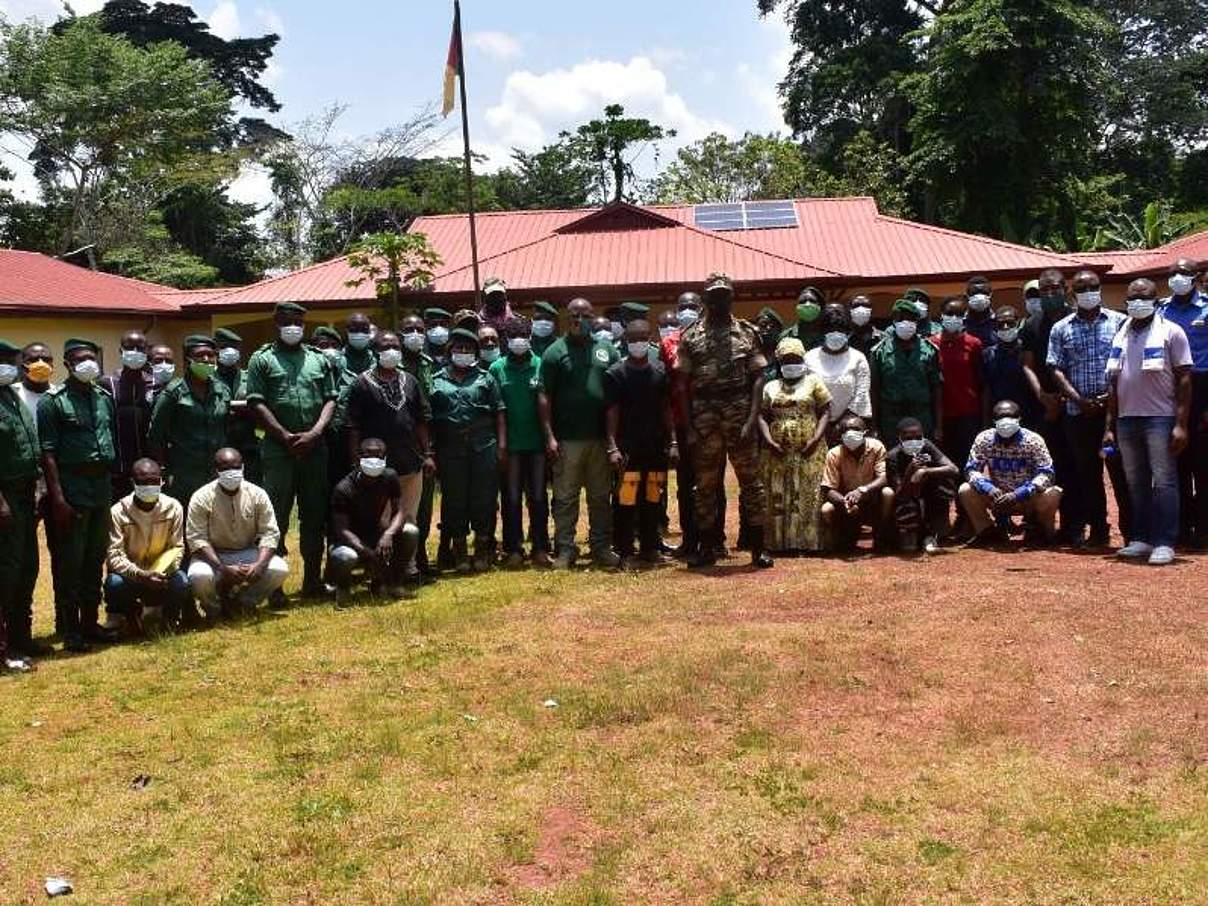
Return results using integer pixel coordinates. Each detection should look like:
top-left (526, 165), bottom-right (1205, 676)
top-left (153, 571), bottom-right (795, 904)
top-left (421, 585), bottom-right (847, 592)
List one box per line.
top-left (560, 104), bottom-right (676, 203)
top-left (494, 142), bottom-right (595, 209)
top-left (345, 232), bottom-right (443, 330)
top-left (104, 211), bottom-right (220, 287)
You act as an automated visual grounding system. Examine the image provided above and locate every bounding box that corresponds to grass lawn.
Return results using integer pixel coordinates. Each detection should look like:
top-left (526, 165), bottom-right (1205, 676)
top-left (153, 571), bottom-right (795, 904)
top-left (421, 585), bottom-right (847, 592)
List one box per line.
top-left (1, 526), bottom-right (1206, 903)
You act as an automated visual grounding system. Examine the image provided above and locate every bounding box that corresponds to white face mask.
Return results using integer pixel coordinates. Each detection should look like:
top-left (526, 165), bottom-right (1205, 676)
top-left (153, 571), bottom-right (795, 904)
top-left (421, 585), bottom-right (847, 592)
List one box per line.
top-left (901, 438), bottom-right (925, 456)
top-left (1169, 274), bottom-right (1195, 296)
top-left (279, 324), bottom-right (305, 345)
top-left (73, 359), bottom-right (101, 383)
top-left (1075, 290), bottom-right (1102, 310)
top-left (1127, 298), bottom-right (1156, 320)
top-left (217, 468), bottom-right (244, 492)
top-left (823, 331), bottom-right (848, 352)
top-left (508, 337), bottom-right (531, 356)
top-left (609, 321), bottom-right (624, 340)
top-left (967, 293), bottom-right (991, 312)
top-left (133, 484), bottom-right (161, 504)
top-left (850, 306), bottom-right (872, 327)
top-left (531, 319), bottom-right (556, 338)
top-left (218, 347), bottom-right (241, 368)
top-left (426, 326), bottom-right (450, 346)
top-left (1025, 297), bottom-right (1043, 318)
top-left (894, 320), bottom-right (918, 341)
top-left (779, 362), bottom-right (806, 380)
top-left (592, 330), bottom-right (612, 344)
top-left (677, 308), bottom-right (699, 328)
top-left (659, 326), bottom-right (675, 340)
top-left (842, 429), bottom-right (866, 451)
top-left (377, 348), bottom-right (403, 370)
top-left (914, 301), bottom-right (929, 319)
top-left (995, 327), bottom-right (1020, 343)
top-left (121, 349), bottom-right (147, 370)
top-left (481, 347), bottom-right (501, 363)
top-left (402, 332), bottom-right (425, 353)
top-left (151, 362), bottom-right (174, 385)
top-left (0, 363), bottom-right (18, 386)
top-left (995, 417), bottom-right (1021, 439)
top-left (451, 352), bottom-right (478, 369)
top-left (359, 457), bottom-right (387, 478)
top-left (626, 341), bottom-right (649, 360)
top-left (321, 347), bottom-right (341, 362)
top-left (941, 315), bottom-right (964, 334)
top-left (347, 332), bottom-right (371, 350)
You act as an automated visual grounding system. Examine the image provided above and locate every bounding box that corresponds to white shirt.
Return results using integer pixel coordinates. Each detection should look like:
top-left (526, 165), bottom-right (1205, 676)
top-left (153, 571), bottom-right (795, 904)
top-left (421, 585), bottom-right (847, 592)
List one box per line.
top-left (803, 347), bottom-right (872, 419)
top-left (14, 381), bottom-right (56, 438)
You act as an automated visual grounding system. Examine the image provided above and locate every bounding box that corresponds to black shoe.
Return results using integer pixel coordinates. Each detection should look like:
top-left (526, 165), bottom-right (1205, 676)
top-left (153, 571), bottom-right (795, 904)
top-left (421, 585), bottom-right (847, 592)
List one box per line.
top-left (268, 589), bottom-right (289, 610)
top-left (965, 527), bottom-right (1007, 549)
top-left (13, 638), bottom-right (54, 658)
top-left (752, 551), bottom-right (774, 569)
top-left (686, 549), bottom-right (718, 569)
top-left (1085, 527), bottom-right (1111, 548)
top-left (83, 625), bottom-right (120, 644)
top-left (301, 581), bottom-right (336, 599)
top-left (63, 633), bottom-right (92, 653)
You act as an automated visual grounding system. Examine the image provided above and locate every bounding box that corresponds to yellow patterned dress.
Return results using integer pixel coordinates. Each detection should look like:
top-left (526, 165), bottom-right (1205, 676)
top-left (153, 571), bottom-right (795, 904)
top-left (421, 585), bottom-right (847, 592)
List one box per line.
top-left (761, 374), bottom-right (832, 552)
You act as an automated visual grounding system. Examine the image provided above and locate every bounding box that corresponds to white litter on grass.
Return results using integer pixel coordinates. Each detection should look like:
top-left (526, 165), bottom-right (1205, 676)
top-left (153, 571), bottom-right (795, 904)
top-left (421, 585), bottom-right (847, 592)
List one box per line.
top-left (45, 876), bottom-right (73, 897)
top-left (543, 699), bottom-right (559, 709)
top-left (462, 714), bottom-right (478, 724)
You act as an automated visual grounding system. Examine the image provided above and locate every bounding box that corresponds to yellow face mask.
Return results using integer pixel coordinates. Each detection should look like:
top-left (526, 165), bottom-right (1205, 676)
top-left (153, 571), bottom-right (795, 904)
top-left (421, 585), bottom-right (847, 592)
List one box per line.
top-left (25, 360), bottom-right (53, 383)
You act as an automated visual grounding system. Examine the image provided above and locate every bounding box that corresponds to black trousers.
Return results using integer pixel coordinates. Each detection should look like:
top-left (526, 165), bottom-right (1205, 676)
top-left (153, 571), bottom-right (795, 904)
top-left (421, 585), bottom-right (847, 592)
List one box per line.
top-left (674, 424), bottom-right (698, 549)
top-left (614, 468), bottom-right (664, 557)
top-left (1063, 410), bottom-right (1131, 540)
top-left (1177, 373), bottom-right (1208, 541)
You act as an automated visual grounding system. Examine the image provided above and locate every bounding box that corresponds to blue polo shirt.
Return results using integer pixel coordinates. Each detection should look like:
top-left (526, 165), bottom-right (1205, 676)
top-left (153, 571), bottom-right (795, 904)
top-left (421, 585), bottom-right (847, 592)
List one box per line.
top-left (1160, 291), bottom-right (1208, 373)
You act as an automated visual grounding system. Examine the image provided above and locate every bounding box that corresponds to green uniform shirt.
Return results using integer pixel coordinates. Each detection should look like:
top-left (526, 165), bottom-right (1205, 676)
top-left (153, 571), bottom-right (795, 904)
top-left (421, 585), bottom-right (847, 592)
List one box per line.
top-left (541, 337), bottom-right (619, 441)
top-left (342, 346), bottom-right (376, 376)
top-left (429, 365), bottom-right (504, 454)
top-left (147, 376), bottom-right (233, 478)
top-left (0, 385), bottom-right (40, 483)
top-left (868, 336), bottom-right (943, 435)
top-left (778, 323), bottom-right (824, 351)
top-left (217, 366), bottom-right (259, 453)
top-left (37, 379), bottom-right (117, 507)
top-left (403, 351), bottom-right (435, 397)
top-left (245, 342), bottom-right (338, 457)
top-left (489, 352), bottom-right (544, 453)
top-left (530, 333), bottom-right (558, 359)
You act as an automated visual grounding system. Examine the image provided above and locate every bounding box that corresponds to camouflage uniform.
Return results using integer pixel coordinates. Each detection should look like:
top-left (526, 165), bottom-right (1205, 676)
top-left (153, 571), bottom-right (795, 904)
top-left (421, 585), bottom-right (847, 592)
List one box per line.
top-left (676, 314), bottom-right (767, 544)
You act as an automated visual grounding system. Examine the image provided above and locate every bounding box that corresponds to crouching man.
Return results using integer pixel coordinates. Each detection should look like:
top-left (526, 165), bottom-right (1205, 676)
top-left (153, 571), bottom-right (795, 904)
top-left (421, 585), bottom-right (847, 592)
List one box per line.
top-left (820, 415), bottom-right (895, 552)
top-left (960, 399), bottom-right (1063, 548)
top-left (327, 437), bottom-right (419, 597)
top-left (186, 447), bottom-right (288, 617)
top-left (103, 458), bottom-right (190, 632)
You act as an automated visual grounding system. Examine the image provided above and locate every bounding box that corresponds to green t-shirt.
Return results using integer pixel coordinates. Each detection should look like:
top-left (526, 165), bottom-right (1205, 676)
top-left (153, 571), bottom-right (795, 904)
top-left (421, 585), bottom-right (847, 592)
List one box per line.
top-left (489, 352), bottom-right (544, 453)
top-left (541, 337), bottom-right (619, 441)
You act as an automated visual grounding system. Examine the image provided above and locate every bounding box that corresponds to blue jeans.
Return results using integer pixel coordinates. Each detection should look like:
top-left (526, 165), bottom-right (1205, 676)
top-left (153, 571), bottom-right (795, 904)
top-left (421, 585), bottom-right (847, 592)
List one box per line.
top-left (104, 571), bottom-right (192, 622)
top-left (1116, 416), bottom-right (1179, 547)
top-left (503, 451), bottom-right (548, 553)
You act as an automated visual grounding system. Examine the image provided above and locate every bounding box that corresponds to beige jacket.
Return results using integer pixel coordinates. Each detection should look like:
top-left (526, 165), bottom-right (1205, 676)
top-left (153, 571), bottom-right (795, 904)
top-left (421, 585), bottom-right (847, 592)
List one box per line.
top-left (185, 478), bottom-right (281, 554)
top-left (107, 494), bottom-right (185, 580)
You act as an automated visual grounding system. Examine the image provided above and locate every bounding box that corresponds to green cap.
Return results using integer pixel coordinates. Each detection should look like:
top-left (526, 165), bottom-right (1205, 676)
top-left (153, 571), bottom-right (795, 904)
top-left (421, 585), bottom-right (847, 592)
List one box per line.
top-left (0, 338), bottom-right (20, 355)
top-left (903, 286), bottom-right (931, 304)
top-left (452, 309), bottom-right (480, 329)
top-left (64, 338), bottom-right (99, 355)
top-left (213, 327), bottom-right (243, 346)
top-left (183, 334), bottom-right (215, 351)
top-left (533, 301), bottom-right (558, 318)
top-left (620, 302), bottom-right (649, 319)
top-left (892, 298), bottom-right (921, 317)
top-left (704, 272), bottom-right (733, 294)
top-left (449, 327), bottom-right (479, 346)
top-left (424, 307), bottom-right (452, 321)
top-left (757, 306), bottom-right (785, 328)
top-left (274, 301), bottom-right (307, 316)
top-left (312, 326), bottom-right (342, 344)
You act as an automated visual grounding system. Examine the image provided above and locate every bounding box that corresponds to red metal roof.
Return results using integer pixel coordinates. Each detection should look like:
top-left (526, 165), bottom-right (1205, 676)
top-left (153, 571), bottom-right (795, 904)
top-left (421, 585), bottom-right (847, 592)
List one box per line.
top-left (0, 249), bottom-right (179, 315)
top-left (1055, 229), bottom-right (1208, 281)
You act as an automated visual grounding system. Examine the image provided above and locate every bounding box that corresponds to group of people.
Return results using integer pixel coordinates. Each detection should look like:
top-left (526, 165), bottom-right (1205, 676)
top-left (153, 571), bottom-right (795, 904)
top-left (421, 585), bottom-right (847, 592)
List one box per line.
top-left (1, 262), bottom-right (1203, 671)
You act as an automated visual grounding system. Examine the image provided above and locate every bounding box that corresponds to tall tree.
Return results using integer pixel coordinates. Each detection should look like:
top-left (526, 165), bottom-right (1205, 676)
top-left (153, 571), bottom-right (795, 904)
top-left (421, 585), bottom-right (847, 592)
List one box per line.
top-left (559, 104), bottom-right (675, 203)
top-left (494, 142), bottom-right (595, 210)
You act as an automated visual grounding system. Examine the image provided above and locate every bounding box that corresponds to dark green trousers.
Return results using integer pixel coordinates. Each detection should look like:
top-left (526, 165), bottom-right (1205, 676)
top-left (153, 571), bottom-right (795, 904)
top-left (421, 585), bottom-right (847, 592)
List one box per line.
top-left (48, 501), bottom-right (108, 638)
top-left (262, 444), bottom-right (330, 565)
top-left (0, 479), bottom-right (38, 651)
top-left (436, 443), bottom-right (498, 540)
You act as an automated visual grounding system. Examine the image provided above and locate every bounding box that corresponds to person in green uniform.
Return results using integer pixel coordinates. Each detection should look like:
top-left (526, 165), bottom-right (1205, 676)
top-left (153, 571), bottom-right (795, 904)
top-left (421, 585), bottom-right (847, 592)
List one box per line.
top-left (425, 307), bottom-right (453, 367)
top-left (869, 299), bottom-right (944, 442)
top-left (38, 338), bottom-right (119, 652)
top-left (214, 327), bottom-right (262, 484)
top-left (0, 338), bottom-right (42, 668)
top-left (530, 301), bottom-right (560, 358)
top-left (779, 287), bottom-right (826, 352)
top-left (246, 302), bottom-right (339, 598)
top-left (342, 312), bottom-right (376, 376)
top-left (148, 335), bottom-right (232, 510)
top-left (313, 325), bottom-right (356, 492)
top-left (904, 286), bottom-right (942, 338)
top-left (429, 328), bottom-right (506, 572)
top-left (400, 313), bottom-right (438, 576)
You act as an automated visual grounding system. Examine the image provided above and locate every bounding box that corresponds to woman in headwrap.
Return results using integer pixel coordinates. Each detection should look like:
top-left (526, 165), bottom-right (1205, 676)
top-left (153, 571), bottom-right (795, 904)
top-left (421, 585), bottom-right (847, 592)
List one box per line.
top-left (758, 337), bottom-right (832, 553)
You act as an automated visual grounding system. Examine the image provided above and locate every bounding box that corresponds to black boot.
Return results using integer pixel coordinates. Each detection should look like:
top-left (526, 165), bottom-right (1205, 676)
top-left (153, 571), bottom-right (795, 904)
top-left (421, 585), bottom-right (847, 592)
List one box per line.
top-left (749, 527), bottom-right (774, 569)
top-left (302, 556), bottom-right (334, 598)
top-left (686, 530), bottom-right (718, 568)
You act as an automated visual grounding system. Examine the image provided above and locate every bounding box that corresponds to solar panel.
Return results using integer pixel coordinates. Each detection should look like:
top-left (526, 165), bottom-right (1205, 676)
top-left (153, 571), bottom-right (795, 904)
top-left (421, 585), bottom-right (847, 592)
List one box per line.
top-left (693, 200), bottom-right (798, 231)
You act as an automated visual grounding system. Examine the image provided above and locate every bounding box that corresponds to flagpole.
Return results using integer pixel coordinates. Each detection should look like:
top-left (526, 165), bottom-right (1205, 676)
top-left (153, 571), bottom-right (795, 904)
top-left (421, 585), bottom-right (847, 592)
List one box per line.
top-left (454, 0), bottom-right (482, 308)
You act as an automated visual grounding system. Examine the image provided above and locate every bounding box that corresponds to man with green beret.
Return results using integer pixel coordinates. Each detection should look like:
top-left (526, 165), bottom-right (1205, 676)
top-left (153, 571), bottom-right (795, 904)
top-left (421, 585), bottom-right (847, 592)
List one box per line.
top-left (530, 302), bottom-right (560, 358)
top-left (904, 286), bottom-right (941, 338)
top-left (869, 299), bottom-right (944, 442)
top-left (779, 287), bottom-right (825, 352)
top-left (39, 338), bottom-right (119, 651)
top-left (342, 312), bottom-right (376, 376)
top-left (424, 307), bottom-right (453, 367)
top-left (311, 325), bottom-right (359, 496)
top-left (0, 338), bottom-right (41, 668)
top-left (246, 302), bottom-right (339, 599)
top-left (214, 328), bottom-right (262, 485)
top-left (148, 335), bottom-right (232, 510)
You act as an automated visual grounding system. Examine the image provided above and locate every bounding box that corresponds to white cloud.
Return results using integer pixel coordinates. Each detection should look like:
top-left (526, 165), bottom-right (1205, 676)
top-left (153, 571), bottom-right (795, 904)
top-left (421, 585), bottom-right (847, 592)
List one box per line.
top-left (207, 0), bottom-right (240, 40)
top-left (253, 5), bottom-right (283, 35)
top-left (736, 14), bottom-right (793, 135)
top-left (467, 30), bottom-right (522, 62)
top-left (0, 0), bottom-right (102, 20)
top-left (229, 163), bottom-right (274, 210)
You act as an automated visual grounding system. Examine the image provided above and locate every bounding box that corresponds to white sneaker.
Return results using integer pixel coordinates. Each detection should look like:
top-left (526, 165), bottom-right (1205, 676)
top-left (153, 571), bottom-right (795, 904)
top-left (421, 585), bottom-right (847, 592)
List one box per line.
top-left (1148, 546), bottom-right (1175, 566)
top-left (1117, 541), bottom-right (1154, 559)
top-left (4, 656), bottom-right (33, 673)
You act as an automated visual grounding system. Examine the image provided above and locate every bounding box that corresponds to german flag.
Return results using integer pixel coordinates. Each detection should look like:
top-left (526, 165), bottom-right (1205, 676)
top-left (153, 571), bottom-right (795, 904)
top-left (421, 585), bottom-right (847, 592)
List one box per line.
top-left (442, 3), bottom-right (461, 117)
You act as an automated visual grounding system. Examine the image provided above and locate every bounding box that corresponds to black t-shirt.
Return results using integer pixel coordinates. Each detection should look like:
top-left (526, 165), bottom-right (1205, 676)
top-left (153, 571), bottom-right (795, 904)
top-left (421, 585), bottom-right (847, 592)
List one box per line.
top-left (345, 370), bottom-right (430, 475)
top-left (885, 438), bottom-right (956, 487)
top-left (330, 468), bottom-right (401, 545)
top-left (1019, 313), bottom-right (1059, 394)
top-left (603, 359), bottom-right (669, 469)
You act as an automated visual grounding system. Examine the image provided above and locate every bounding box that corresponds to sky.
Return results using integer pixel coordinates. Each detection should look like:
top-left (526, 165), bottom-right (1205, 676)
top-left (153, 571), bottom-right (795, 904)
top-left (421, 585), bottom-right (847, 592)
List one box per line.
top-left (0, 0), bottom-right (796, 206)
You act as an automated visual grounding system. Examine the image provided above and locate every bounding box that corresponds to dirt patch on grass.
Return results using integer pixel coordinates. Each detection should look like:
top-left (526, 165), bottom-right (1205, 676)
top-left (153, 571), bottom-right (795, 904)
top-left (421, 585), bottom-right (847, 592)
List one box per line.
top-left (507, 804), bottom-right (597, 890)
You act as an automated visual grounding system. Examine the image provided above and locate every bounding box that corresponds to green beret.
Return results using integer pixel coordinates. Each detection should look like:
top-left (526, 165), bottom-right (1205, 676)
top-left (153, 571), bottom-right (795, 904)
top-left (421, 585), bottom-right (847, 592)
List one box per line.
top-left (620, 302), bottom-right (650, 318)
top-left (213, 327), bottom-right (243, 346)
top-left (892, 298), bottom-right (922, 317)
top-left (0, 338), bottom-right (20, 355)
top-left (274, 301), bottom-right (307, 316)
top-left (757, 307), bottom-right (785, 328)
top-left (183, 334), bottom-right (215, 351)
top-left (904, 286), bottom-right (931, 304)
top-left (64, 338), bottom-right (99, 355)
top-left (424, 307), bottom-right (452, 321)
top-left (532, 301), bottom-right (558, 318)
top-left (449, 327), bottom-right (480, 346)
top-left (312, 326), bottom-right (342, 344)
